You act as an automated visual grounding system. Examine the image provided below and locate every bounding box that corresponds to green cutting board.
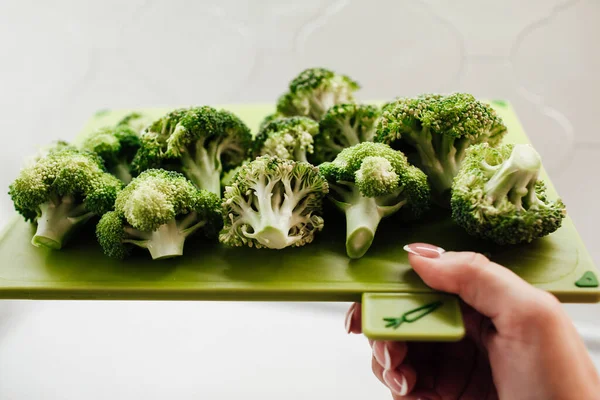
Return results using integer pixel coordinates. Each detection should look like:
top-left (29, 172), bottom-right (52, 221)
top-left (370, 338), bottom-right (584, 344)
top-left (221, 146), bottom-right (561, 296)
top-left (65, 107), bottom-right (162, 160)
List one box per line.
top-left (0, 101), bottom-right (597, 342)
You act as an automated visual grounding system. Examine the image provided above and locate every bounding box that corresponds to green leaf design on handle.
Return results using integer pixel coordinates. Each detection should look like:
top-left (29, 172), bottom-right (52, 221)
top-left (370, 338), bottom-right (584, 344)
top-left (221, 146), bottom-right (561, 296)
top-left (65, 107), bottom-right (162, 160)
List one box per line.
top-left (383, 301), bottom-right (443, 329)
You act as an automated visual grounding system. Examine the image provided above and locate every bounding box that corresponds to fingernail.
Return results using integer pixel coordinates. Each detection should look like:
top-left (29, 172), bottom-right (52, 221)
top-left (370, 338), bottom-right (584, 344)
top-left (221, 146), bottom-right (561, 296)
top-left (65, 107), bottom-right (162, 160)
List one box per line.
top-left (345, 303), bottom-right (356, 334)
top-left (404, 243), bottom-right (445, 259)
top-left (383, 369), bottom-right (408, 396)
top-left (372, 342), bottom-right (392, 370)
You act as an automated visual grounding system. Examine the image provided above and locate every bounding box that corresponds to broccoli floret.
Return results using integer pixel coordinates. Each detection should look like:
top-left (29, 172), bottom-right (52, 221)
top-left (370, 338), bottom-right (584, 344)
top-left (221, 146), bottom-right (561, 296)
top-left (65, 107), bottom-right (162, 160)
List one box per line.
top-left (251, 117), bottom-right (318, 162)
top-left (131, 106), bottom-right (252, 196)
top-left (312, 103), bottom-right (381, 164)
top-left (276, 68), bottom-right (360, 121)
top-left (117, 112), bottom-right (152, 134)
top-left (81, 125), bottom-right (141, 183)
top-left (9, 148), bottom-right (123, 250)
top-left (96, 169), bottom-right (222, 260)
top-left (376, 93), bottom-right (507, 204)
top-left (320, 142), bottom-right (430, 259)
top-left (451, 143), bottom-right (566, 245)
top-left (220, 156), bottom-right (329, 249)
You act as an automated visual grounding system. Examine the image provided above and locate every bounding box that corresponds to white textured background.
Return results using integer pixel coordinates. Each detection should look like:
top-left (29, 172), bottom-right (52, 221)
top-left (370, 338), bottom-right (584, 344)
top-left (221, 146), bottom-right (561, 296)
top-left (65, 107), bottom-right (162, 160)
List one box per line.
top-left (0, 0), bottom-right (598, 398)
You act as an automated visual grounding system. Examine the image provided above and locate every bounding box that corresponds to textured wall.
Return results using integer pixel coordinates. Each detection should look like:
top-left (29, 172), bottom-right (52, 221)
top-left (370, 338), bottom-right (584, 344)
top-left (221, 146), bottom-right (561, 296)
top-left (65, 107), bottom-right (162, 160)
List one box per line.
top-left (0, 1), bottom-right (598, 398)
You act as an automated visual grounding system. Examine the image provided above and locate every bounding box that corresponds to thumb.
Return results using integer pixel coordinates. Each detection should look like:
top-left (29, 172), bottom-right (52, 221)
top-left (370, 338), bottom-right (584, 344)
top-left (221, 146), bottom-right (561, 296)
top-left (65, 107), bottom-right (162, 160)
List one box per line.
top-left (404, 243), bottom-right (560, 333)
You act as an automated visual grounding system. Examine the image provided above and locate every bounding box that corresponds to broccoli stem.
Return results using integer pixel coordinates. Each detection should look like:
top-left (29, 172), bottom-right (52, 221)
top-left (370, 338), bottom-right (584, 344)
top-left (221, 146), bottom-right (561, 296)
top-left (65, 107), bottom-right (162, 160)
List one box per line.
top-left (110, 162), bottom-right (133, 184)
top-left (122, 213), bottom-right (206, 260)
top-left (181, 151), bottom-right (222, 196)
top-left (32, 196), bottom-right (94, 250)
top-left (483, 144), bottom-right (543, 210)
top-left (293, 146), bottom-right (308, 163)
top-left (344, 196), bottom-right (383, 259)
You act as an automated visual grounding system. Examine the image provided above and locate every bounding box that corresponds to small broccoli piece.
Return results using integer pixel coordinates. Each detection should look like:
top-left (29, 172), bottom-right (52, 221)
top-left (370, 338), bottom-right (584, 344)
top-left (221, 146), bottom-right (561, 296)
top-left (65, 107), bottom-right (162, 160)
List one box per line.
top-left (220, 160), bottom-right (249, 188)
top-left (312, 103), bottom-right (381, 164)
top-left (81, 125), bottom-right (141, 183)
top-left (376, 93), bottom-right (507, 203)
top-left (96, 169), bottom-right (222, 260)
top-left (220, 156), bottom-right (329, 249)
top-left (251, 117), bottom-right (318, 162)
top-left (451, 143), bottom-right (566, 245)
top-left (131, 106), bottom-right (252, 196)
top-left (9, 148), bottom-right (123, 250)
top-left (320, 142), bottom-right (430, 259)
top-left (276, 68), bottom-right (360, 121)
top-left (117, 112), bottom-right (153, 134)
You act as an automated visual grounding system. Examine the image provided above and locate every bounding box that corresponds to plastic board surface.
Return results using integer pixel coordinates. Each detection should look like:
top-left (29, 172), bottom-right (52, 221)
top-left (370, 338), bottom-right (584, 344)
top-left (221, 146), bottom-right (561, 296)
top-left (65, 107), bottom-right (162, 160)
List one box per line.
top-left (0, 101), bottom-right (598, 304)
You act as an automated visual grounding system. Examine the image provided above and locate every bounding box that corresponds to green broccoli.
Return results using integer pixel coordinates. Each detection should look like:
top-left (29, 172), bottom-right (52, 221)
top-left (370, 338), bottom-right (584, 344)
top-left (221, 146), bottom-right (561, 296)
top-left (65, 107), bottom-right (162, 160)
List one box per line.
top-left (117, 112), bottom-right (152, 134)
top-left (251, 117), bottom-right (318, 162)
top-left (451, 143), bottom-right (566, 245)
top-left (276, 68), bottom-right (360, 121)
top-left (9, 148), bottom-right (123, 250)
top-left (81, 125), bottom-right (141, 183)
top-left (219, 156), bottom-right (329, 249)
top-left (96, 169), bottom-right (222, 260)
top-left (376, 93), bottom-right (507, 203)
top-left (132, 106), bottom-right (252, 196)
top-left (319, 142), bottom-right (431, 259)
top-left (312, 103), bottom-right (381, 164)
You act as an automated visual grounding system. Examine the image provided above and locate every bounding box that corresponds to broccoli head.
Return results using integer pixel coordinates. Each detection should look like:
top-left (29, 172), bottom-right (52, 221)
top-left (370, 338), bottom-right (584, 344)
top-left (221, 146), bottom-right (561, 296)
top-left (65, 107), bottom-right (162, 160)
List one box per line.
top-left (320, 142), bottom-right (430, 259)
top-left (131, 106), bottom-right (252, 196)
top-left (9, 148), bottom-right (123, 250)
top-left (451, 143), bottom-right (566, 245)
top-left (81, 125), bottom-right (141, 183)
top-left (376, 93), bottom-right (507, 204)
top-left (96, 169), bottom-right (222, 260)
top-left (276, 68), bottom-right (360, 121)
top-left (312, 103), bottom-right (381, 164)
top-left (220, 156), bottom-right (329, 249)
top-left (251, 116), bottom-right (318, 162)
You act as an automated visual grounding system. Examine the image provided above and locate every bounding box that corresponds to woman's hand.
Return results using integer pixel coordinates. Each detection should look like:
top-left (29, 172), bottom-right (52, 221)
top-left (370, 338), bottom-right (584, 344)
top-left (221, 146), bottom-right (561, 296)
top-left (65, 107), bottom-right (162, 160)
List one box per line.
top-left (345, 243), bottom-right (600, 400)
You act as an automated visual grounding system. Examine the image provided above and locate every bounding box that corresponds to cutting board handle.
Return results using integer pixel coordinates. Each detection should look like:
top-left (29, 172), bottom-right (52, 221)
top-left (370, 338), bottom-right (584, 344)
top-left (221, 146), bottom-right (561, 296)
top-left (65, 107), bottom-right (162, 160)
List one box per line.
top-left (361, 292), bottom-right (465, 342)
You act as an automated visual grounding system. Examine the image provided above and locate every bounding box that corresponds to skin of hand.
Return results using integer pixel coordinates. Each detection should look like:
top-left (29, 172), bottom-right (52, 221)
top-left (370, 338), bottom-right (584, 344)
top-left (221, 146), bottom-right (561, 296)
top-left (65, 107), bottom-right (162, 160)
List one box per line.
top-left (345, 243), bottom-right (600, 400)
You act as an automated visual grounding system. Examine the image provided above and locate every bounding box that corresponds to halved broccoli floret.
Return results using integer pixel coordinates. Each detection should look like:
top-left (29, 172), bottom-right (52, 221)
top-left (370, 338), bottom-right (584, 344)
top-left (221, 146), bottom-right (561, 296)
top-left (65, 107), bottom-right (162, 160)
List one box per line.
top-left (9, 148), bottom-right (123, 249)
top-left (81, 125), bottom-right (141, 183)
top-left (276, 68), bottom-right (360, 121)
top-left (131, 106), bottom-right (252, 196)
top-left (251, 117), bottom-right (318, 162)
top-left (96, 169), bottom-right (222, 260)
top-left (320, 142), bottom-right (430, 259)
top-left (312, 103), bottom-right (381, 164)
top-left (376, 93), bottom-right (507, 204)
top-left (451, 143), bottom-right (566, 245)
top-left (220, 156), bottom-right (329, 249)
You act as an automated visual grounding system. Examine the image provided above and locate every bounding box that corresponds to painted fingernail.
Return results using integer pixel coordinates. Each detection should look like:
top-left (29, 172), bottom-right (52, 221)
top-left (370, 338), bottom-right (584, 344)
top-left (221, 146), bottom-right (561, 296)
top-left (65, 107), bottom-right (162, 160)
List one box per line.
top-left (404, 243), bottom-right (445, 259)
top-left (345, 303), bottom-right (357, 334)
top-left (372, 341), bottom-right (392, 370)
top-left (383, 369), bottom-right (408, 396)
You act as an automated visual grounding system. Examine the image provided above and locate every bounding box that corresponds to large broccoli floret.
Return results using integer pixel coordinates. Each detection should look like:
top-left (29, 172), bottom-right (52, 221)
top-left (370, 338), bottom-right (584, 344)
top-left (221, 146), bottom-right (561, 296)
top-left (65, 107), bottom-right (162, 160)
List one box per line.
top-left (276, 68), bottom-right (360, 121)
top-left (320, 142), bottom-right (430, 259)
top-left (451, 143), bottom-right (566, 245)
top-left (96, 169), bottom-right (222, 260)
top-left (81, 125), bottom-right (141, 183)
top-left (376, 93), bottom-right (507, 203)
top-left (312, 103), bottom-right (381, 164)
top-left (251, 117), bottom-right (318, 162)
top-left (219, 156), bottom-right (329, 249)
top-left (131, 106), bottom-right (252, 196)
top-left (9, 148), bottom-right (123, 250)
